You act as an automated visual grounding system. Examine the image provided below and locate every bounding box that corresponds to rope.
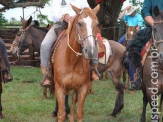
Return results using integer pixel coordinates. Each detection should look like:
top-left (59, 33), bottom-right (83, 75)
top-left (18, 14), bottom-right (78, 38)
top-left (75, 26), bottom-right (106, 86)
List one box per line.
top-left (66, 21), bottom-right (82, 57)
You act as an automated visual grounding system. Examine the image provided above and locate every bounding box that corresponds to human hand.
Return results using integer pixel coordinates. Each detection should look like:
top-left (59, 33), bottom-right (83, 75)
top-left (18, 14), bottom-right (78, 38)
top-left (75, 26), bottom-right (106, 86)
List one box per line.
top-left (124, 6), bottom-right (131, 11)
top-left (63, 14), bottom-right (72, 23)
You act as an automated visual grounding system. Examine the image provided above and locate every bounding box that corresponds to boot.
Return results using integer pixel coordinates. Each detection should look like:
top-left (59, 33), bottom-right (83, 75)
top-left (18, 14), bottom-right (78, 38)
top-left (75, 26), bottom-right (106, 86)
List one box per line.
top-left (91, 64), bottom-right (100, 81)
top-left (40, 65), bottom-right (51, 87)
top-left (3, 70), bottom-right (13, 83)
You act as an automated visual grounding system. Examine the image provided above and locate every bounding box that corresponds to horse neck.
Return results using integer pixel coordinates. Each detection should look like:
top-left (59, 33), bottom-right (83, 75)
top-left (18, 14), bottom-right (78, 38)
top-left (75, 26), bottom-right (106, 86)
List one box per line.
top-left (30, 26), bottom-right (47, 50)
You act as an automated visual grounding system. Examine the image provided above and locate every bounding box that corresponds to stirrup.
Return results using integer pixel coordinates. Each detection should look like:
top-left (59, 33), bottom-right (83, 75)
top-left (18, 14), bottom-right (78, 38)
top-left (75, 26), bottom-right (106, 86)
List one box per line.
top-left (40, 73), bottom-right (51, 87)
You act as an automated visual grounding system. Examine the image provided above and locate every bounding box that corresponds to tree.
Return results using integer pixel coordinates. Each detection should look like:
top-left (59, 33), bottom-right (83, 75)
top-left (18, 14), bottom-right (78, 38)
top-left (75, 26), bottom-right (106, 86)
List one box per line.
top-left (0, 0), bottom-right (49, 12)
top-left (0, 13), bottom-right (8, 25)
top-left (88, 0), bottom-right (123, 40)
top-left (0, 0), bottom-right (143, 40)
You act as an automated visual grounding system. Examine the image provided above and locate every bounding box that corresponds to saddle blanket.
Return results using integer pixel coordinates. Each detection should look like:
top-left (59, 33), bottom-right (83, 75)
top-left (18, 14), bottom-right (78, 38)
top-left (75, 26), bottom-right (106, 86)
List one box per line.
top-left (98, 38), bottom-right (112, 64)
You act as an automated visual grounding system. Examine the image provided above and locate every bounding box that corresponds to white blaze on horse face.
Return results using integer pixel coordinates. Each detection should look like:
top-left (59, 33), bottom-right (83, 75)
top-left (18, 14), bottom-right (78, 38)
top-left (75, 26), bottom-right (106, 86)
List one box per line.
top-left (130, 31), bottom-right (133, 35)
top-left (83, 16), bottom-right (94, 53)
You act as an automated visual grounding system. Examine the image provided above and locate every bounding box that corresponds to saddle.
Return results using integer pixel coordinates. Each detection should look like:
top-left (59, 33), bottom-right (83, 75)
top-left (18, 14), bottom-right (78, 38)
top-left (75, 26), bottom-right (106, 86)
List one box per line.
top-left (133, 40), bottom-right (152, 82)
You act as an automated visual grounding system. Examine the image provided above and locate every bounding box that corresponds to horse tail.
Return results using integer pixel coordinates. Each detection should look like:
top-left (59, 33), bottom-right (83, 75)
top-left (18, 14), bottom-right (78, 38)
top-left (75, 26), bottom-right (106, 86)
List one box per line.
top-left (159, 94), bottom-right (163, 114)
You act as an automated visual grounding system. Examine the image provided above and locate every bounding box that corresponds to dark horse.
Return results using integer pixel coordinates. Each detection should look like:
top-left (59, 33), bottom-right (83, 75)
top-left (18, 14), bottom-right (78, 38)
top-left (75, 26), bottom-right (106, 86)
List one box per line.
top-left (0, 53), bottom-right (7, 118)
top-left (9, 17), bottom-right (53, 98)
top-left (97, 38), bottom-right (125, 118)
top-left (52, 5), bottom-right (100, 122)
top-left (140, 6), bottom-right (163, 122)
top-left (10, 16), bottom-right (70, 117)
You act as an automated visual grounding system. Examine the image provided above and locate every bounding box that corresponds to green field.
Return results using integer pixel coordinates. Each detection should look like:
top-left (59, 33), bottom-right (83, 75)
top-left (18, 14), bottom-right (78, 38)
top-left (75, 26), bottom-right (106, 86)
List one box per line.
top-left (1, 66), bottom-right (153, 122)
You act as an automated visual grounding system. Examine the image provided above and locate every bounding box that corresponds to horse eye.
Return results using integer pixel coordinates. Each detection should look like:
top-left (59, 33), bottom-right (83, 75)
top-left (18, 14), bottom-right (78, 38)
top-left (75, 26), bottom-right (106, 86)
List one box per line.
top-left (77, 22), bottom-right (82, 27)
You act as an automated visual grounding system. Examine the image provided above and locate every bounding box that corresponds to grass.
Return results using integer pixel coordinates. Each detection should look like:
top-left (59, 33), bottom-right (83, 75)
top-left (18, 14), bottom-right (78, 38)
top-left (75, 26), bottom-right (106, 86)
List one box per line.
top-left (1, 66), bottom-right (153, 122)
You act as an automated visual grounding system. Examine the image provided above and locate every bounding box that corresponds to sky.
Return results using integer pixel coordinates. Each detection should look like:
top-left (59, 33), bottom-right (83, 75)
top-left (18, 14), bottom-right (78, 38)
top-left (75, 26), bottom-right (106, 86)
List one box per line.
top-left (1, 0), bottom-right (143, 22)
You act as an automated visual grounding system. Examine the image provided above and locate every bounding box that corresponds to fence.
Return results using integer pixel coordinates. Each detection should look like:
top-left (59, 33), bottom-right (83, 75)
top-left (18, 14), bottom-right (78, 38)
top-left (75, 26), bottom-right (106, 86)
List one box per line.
top-left (0, 27), bottom-right (40, 67)
top-left (0, 21), bottom-right (126, 67)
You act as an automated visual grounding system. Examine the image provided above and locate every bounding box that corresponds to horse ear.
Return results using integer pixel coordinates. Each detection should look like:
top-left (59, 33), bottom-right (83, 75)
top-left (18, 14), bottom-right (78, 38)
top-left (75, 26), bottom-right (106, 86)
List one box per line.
top-left (25, 16), bottom-right (33, 27)
top-left (153, 6), bottom-right (160, 17)
top-left (93, 4), bottom-right (100, 14)
top-left (71, 4), bottom-right (81, 14)
top-left (20, 16), bottom-right (26, 25)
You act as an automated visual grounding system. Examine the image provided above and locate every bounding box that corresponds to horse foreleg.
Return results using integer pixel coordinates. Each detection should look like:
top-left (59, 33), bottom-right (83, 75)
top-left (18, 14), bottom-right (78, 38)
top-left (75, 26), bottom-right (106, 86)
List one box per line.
top-left (51, 95), bottom-right (70, 118)
top-left (43, 87), bottom-right (47, 98)
top-left (140, 89), bottom-right (148, 122)
top-left (55, 84), bottom-right (66, 122)
top-left (77, 85), bottom-right (88, 122)
top-left (111, 76), bottom-right (124, 118)
top-left (0, 83), bottom-right (3, 118)
top-left (70, 92), bottom-right (77, 122)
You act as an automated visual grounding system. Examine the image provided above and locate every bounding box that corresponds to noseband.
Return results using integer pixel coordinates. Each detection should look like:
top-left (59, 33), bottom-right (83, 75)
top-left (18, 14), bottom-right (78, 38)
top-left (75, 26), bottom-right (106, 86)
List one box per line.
top-left (12, 27), bottom-right (28, 57)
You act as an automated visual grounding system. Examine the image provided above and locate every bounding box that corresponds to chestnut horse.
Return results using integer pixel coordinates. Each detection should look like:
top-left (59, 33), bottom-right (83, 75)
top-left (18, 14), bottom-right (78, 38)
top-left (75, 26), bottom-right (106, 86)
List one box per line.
top-left (97, 38), bottom-right (125, 117)
top-left (123, 25), bottom-right (137, 92)
top-left (140, 6), bottom-right (163, 122)
top-left (52, 5), bottom-right (100, 122)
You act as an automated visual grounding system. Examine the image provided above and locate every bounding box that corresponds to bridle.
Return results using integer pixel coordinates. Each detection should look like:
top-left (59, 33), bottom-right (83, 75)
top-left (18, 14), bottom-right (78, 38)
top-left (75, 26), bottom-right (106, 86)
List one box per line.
top-left (12, 27), bottom-right (29, 58)
top-left (152, 21), bottom-right (163, 47)
top-left (67, 12), bottom-right (98, 57)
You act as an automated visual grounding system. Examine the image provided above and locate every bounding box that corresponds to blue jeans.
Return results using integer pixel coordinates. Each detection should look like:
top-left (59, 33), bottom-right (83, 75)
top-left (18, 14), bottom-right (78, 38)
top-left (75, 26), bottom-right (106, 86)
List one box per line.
top-left (118, 34), bottom-right (126, 44)
top-left (128, 62), bottom-right (141, 82)
top-left (118, 35), bottom-right (141, 83)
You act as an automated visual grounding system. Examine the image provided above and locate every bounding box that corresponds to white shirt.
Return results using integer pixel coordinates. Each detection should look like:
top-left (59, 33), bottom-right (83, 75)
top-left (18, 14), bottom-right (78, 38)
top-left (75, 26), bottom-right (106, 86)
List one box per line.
top-left (48, 0), bottom-right (90, 23)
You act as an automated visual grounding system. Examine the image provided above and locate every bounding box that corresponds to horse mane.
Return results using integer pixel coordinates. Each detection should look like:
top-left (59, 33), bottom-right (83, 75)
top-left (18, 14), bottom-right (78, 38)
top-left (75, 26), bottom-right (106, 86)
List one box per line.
top-left (32, 25), bottom-right (49, 33)
top-left (122, 27), bottom-right (152, 69)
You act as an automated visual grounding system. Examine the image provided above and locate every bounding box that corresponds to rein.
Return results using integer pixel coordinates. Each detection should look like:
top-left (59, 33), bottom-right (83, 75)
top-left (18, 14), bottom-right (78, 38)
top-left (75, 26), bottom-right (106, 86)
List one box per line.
top-left (67, 21), bottom-right (82, 57)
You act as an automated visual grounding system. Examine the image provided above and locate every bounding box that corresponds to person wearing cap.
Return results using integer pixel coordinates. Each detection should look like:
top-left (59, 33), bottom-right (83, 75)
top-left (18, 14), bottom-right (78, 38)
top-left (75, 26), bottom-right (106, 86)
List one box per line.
top-left (40, 0), bottom-right (100, 87)
top-left (118, 5), bottom-right (143, 91)
top-left (122, 0), bottom-right (163, 90)
top-left (118, 5), bottom-right (143, 44)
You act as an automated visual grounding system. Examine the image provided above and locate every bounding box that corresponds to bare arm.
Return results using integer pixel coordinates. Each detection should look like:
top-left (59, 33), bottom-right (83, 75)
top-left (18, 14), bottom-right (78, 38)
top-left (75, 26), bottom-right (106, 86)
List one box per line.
top-left (119, 6), bottom-right (131, 20)
top-left (144, 16), bottom-right (154, 27)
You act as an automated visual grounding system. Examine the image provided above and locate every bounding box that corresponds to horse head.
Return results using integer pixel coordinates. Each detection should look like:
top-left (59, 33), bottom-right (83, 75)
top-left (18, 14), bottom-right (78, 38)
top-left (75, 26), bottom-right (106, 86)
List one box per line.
top-left (71, 4), bottom-right (100, 59)
top-left (10, 16), bottom-right (33, 58)
top-left (125, 24), bottom-right (137, 41)
top-left (152, 6), bottom-right (163, 64)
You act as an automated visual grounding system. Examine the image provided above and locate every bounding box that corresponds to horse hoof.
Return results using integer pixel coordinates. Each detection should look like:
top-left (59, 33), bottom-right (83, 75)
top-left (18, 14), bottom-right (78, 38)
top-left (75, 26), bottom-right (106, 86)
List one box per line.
top-left (51, 112), bottom-right (57, 117)
top-left (109, 115), bottom-right (115, 120)
top-left (0, 113), bottom-right (3, 119)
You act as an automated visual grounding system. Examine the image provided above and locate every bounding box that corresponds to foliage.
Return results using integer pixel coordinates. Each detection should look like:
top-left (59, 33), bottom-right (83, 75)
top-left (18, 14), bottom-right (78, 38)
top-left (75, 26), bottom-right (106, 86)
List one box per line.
top-left (0, 66), bottom-right (152, 122)
top-left (9, 17), bottom-right (21, 25)
top-left (0, 13), bottom-right (8, 25)
top-left (130, 0), bottom-right (143, 14)
top-left (37, 14), bottom-right (53, 26)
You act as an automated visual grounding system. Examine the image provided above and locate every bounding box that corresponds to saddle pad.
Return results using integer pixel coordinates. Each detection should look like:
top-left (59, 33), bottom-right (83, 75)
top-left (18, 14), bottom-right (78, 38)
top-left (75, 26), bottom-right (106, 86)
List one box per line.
top-left (98, 39), bottom-right (112, 64)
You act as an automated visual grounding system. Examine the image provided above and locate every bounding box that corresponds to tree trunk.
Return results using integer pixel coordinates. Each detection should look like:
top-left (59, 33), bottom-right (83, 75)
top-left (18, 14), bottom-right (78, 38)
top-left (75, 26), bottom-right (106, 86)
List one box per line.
top-left (88, 0), bottom-right (123, 40)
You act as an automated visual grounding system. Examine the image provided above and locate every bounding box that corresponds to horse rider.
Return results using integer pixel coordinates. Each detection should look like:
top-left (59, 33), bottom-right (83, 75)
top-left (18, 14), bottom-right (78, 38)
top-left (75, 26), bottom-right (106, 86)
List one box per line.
top-left (118, 5), bottom-right (143, 91)
top-left (118, 5), bottom-right (143, 44)
top-left (0, 38), bottom-right (13, 82)
top-left (40, 0), bottom-right (100, 87)
top-left (123, 0), bottom-right (163, 90)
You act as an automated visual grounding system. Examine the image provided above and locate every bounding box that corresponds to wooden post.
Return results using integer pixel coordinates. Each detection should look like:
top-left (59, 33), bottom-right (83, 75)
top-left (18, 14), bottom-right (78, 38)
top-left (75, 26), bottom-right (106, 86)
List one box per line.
top-left (118, 20), bottom-right (126, 41)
